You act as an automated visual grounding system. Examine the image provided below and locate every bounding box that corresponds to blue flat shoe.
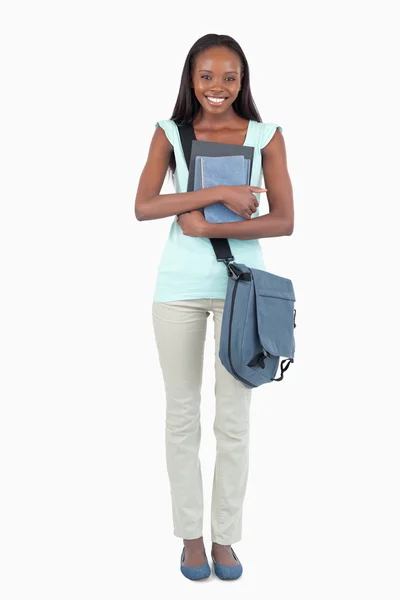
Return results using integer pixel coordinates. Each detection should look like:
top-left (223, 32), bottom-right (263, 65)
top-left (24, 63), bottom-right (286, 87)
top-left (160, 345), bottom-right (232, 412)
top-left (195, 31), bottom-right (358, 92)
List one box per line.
top-left (211, 547), bottom-right (243, 580)
top-left (180, 547), bottom-right (211, 580)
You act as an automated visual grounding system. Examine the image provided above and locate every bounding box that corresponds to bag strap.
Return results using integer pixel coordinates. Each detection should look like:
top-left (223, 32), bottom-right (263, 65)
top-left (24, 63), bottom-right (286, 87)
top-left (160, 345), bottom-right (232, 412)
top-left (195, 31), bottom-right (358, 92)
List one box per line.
top-left (176, 122), bottom-right (235, 265)
top-left (273, 358), bottom-right (294, 381)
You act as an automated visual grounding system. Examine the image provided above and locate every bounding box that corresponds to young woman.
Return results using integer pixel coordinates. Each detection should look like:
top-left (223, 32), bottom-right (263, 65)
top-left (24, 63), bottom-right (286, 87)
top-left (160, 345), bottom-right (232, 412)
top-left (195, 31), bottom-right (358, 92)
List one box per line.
top-left (135, 33), bottom-right (294, 580)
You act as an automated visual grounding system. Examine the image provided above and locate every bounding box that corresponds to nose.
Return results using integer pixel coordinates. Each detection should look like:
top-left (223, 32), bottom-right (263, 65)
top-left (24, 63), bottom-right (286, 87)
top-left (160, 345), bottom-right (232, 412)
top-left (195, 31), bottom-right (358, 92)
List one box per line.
top-left (211, 85), bottom-right (226, 94)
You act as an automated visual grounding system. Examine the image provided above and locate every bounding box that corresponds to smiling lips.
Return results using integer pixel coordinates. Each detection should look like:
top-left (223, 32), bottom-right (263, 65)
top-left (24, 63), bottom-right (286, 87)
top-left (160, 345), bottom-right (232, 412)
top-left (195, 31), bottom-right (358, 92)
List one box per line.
top-left (206, 96), bottom-right (228, 106)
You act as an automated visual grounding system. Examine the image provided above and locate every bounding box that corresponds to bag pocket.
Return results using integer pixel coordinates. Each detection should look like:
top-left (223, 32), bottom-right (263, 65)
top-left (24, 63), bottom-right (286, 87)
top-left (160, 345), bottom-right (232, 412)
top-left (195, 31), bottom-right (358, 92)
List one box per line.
top-left (255, 293), bottom-right (296, 359)
top-left (250, 268), bottom-right (296, 362)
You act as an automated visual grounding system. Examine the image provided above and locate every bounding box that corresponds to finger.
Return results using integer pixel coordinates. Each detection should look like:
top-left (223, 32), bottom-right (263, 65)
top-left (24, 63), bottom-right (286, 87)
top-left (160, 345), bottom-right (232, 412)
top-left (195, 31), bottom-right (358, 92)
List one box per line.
top-left (249, 187), bottom-right (267, 192)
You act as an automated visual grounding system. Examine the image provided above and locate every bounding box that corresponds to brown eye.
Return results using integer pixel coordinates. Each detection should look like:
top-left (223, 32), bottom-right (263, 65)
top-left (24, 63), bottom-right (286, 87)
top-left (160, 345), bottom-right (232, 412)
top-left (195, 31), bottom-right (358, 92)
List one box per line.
top-left (200, 75), bottom-right (235, 81)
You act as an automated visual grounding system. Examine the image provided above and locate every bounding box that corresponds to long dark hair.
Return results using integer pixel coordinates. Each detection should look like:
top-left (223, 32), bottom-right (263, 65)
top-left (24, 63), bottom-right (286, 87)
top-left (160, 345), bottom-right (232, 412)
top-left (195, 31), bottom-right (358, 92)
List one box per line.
top-left (166, 33), bottom-right (262, 178)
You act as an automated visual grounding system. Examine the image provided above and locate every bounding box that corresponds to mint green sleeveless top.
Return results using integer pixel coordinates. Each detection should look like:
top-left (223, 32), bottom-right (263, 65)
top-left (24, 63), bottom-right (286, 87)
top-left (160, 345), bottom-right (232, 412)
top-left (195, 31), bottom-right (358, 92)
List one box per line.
top-left (153, 119), bottom-right (282, 302)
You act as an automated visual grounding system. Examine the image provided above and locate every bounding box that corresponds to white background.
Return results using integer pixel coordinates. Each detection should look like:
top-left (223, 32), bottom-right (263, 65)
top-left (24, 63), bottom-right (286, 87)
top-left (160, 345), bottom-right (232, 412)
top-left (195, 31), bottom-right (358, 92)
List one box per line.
top-left (1, 1), bottom-right (399, 597)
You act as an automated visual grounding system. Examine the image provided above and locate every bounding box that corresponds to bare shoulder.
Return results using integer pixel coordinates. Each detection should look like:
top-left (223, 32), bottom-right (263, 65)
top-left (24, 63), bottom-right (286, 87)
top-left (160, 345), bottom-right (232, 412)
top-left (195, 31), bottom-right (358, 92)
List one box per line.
top-left (261, 127), bottom-right (286, 159)
top-left (152, 122), bottom-right (174, 150)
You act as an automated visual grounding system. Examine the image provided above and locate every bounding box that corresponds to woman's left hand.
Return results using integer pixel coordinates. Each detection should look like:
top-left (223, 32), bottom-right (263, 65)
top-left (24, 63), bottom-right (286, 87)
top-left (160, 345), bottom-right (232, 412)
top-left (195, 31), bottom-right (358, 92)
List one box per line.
top-left (177, 210), bottom-right (208, 237)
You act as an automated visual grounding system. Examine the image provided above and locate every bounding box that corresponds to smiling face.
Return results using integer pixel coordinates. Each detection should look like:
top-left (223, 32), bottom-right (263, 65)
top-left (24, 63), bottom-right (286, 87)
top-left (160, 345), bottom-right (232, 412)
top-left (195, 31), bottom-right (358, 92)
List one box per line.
top-left (191, 46), bottom-right (243, 115)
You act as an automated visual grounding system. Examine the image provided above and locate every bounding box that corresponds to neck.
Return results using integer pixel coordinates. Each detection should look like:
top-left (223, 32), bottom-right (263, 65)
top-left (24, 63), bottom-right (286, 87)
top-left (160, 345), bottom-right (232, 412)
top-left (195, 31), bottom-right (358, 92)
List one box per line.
top-left (193, 107), bottom-right (238, 128)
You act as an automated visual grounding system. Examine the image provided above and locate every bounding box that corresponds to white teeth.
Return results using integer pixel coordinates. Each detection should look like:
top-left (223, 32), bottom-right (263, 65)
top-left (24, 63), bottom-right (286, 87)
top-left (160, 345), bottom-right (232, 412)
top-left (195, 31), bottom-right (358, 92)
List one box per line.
top-left (207, 97), bottom-right (226, 104)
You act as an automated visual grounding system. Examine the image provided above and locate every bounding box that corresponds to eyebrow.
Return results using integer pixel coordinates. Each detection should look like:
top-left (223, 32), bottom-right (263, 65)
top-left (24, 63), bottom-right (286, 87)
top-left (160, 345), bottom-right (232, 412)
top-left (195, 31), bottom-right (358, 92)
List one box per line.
top-left (198, 69), bottom-right (239, 74)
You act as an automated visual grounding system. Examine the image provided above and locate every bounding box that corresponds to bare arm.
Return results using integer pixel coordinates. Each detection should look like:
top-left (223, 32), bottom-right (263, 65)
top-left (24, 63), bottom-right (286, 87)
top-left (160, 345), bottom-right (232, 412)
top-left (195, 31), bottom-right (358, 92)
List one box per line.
top-left (134, 125), bottom-right (225, 221)
top-left (200, 128), bottom-right (294, 240)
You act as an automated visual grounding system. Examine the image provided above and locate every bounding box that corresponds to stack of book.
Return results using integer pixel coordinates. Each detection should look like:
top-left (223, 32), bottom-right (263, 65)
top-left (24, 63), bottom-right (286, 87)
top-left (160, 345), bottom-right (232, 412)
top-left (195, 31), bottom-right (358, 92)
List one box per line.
top-left (188, 140), bottom-right (255, 224)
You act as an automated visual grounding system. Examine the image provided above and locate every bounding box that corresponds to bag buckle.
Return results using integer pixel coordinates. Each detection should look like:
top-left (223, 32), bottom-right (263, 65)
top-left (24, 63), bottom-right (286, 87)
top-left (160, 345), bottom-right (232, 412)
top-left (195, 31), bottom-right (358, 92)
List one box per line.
top-left (217, 255), bottom-right (234, 263)
top-left (226, 262), bottom-right (242, 280)
top-left (217, 257), bottom-right (239, 280)
top-left (247, 349), bottom-right (271, 369)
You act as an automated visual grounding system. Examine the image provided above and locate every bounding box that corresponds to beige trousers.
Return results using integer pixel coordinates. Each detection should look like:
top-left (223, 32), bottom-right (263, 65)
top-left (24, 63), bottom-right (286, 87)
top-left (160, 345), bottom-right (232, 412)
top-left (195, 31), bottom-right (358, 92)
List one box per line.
top-left (152, 298), bottom-right (252, 544)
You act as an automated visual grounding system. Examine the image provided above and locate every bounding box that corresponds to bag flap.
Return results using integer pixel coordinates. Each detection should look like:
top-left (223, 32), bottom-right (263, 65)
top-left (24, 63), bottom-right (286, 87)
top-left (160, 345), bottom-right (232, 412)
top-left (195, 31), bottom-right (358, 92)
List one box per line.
top-left (250, 268), bottom-right (296, 358)
top-left (250, 267), bottom-right (295, 301)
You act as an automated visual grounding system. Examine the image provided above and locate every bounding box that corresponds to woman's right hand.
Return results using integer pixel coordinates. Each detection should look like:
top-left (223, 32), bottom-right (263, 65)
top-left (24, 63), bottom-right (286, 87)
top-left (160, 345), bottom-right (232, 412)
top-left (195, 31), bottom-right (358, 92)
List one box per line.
top-left (219, 185), bottom-right (268, 219)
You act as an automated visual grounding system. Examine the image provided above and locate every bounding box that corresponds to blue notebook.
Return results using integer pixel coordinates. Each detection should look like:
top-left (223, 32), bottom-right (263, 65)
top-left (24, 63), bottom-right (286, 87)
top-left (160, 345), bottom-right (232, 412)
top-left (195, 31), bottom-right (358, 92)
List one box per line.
top-left (193, 155), bottom-right (250, 223)
top-left (187, 140), bottom-right (254, 197)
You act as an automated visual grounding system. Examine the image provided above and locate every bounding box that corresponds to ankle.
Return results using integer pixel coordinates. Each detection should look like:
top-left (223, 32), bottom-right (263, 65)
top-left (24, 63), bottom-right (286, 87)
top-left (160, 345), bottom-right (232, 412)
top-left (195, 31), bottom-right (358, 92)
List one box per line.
top-left (184, 536), bottom-right (204, 549)
top-left (212, 542), bottom-right (231, 548)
